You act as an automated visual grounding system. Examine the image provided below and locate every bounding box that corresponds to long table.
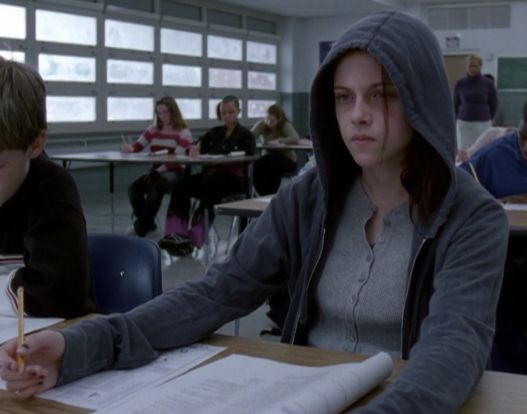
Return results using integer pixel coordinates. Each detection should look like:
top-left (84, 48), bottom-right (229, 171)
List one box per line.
top-left (216, 196), bottom-right (527, 232)
top-left (1, 333), bottom-right (526, 413)
top-left (50, 151), bottom-right (259, 232)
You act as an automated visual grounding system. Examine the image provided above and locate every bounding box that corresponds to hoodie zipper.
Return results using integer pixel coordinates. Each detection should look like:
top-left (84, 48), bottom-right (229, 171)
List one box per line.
top-left (400, 236), bottom-right (427, 354)
top-left (290, 226), bottom-right (327, 343)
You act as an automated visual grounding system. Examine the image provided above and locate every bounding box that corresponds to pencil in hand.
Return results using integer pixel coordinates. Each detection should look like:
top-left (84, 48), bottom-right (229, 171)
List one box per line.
top-left (17, 286), bottom-right (25, 374)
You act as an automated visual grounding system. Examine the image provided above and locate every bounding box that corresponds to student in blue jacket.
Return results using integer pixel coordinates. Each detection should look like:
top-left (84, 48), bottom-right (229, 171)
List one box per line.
top-left (0, 11), bottom-right (508, 413)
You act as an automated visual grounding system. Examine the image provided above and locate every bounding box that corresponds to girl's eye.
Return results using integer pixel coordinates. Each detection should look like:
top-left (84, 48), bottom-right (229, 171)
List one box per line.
top-left (335, 94), bottom-right (352, 102)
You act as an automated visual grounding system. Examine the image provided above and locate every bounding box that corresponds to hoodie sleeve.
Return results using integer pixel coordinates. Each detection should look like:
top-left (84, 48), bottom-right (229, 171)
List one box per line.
top-left (355, 187), bottom-right (508, 413)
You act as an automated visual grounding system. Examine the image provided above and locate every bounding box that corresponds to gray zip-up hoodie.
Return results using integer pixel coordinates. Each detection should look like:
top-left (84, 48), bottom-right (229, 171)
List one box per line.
top-left (60, 11), bottom-right (508, 413)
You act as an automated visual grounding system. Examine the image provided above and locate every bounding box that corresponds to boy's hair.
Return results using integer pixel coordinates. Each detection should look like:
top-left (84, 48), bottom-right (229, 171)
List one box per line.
top-left (0, 58), bottom-right (47, 151)
top-left (154, 96), bottom-right (187, 130)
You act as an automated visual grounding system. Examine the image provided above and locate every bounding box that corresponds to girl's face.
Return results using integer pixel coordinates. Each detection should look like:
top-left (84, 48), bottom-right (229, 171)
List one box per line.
top-left (265, 114), bottom-right (278, 128)
top-left (156, 104), bottom-right (172, 127)
top-left (333, 51), bottom-right (413, 174)
top-left (220, 101), bottom-right (240, 128)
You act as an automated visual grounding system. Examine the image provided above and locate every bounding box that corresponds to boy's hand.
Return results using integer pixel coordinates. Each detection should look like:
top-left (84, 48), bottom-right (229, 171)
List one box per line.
top-left (0, 330), bottom-right (65, 399)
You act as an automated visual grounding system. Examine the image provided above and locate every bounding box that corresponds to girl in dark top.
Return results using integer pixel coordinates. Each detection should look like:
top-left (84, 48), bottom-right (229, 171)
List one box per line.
top-left (158, 95), bottom-right (255, 255)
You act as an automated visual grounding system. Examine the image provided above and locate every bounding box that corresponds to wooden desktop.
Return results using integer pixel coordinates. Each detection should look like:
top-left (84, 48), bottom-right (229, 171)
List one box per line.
top-left (2, 333), bottom-right (526, 413)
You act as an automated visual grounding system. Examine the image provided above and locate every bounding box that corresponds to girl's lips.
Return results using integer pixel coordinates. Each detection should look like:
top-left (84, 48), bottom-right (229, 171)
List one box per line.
top-left (351, 134), bottom-right (375, 141)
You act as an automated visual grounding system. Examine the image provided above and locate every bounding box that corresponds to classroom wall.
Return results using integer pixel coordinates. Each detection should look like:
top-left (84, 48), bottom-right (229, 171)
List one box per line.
top-left (279, 1), bottom-right (527, 132)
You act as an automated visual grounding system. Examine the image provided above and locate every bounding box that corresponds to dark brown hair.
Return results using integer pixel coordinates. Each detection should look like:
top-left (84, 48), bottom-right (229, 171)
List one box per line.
top-left (155, 96), bottom-right (187, 130)
top-left (380, 63), bottom-right (450, 225)
top-left (401, 136), bottom-right (450, 225)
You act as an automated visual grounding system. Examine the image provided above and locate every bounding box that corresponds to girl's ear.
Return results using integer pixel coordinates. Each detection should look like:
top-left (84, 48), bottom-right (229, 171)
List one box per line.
top-left (28, 130), bottom-right (47, 159)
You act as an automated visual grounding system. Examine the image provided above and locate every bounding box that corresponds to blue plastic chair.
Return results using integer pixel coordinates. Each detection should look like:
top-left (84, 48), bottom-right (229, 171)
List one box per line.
top-left (88, 234), bottom-right (162, 314)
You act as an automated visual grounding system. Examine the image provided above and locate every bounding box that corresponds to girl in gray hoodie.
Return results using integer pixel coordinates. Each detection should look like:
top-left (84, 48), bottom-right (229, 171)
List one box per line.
top-left (1, 10), bottom-right (508, 414)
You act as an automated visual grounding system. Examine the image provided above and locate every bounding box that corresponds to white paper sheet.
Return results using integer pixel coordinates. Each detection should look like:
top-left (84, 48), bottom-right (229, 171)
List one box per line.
top-left (503, 203), bottom-right (527, 211)
top-left (0, 316), bottom-right (64, 345)
top-left (35, 344), bottom-right (225, 410)
top-left (97, 352), bottom-right (393, 414)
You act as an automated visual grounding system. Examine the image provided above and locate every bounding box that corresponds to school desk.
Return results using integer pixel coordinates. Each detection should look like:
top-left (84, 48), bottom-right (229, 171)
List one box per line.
top-left (216, 196), bottom-right (526, 233)
top-left (214, 195), bottom-right (273, 233)
top-left (50, 151), bottom-right (260, 232)
top-left (1, 332), bottom-right (527, 413)
top-left (256, 142), bottom-right (313, 151)
top-left (503, 204), bottom-right (527, 230)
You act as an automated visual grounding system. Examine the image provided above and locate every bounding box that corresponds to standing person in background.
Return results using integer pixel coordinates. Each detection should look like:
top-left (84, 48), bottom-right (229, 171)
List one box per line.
top-left (0, 58), bottom-right (95, 318)
top-left (158, 95), bottom-right (255, 255)
top-left (251, 104), bottom-right (300, 195)
top-left (121, 96), bottom-right (193, 238)
top-left (0, 12), bottom-right (508, 413)
top-left (454, 54), bottom-right (498, 151)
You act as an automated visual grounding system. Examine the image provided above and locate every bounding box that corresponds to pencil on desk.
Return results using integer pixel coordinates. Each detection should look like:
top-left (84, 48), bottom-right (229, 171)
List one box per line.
top-left (121, 134), bottom-right (128, 145)
top-left (17, 286), bottom-right (25, 374)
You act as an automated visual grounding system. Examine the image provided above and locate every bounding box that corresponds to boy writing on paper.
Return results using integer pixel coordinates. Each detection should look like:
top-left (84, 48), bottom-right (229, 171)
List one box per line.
top-left (0, 58), bottom-right (95, 318)
top-left (459, 101), bottom-right (527, 204)
top-left (0, 12), bottom-right (508, 413)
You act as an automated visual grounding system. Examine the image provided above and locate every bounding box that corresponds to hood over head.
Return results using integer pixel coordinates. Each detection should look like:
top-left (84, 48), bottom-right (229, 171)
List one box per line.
top-left (310, 11), bottom-right (456, 233)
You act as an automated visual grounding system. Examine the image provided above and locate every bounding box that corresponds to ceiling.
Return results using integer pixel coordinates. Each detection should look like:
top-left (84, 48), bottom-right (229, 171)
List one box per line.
top-left (209, 0), bottom-right (509, 18)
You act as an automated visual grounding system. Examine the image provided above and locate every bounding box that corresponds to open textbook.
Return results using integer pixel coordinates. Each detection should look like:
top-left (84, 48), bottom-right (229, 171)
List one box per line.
top-left (97, 352), bottom-right (393, 414)
top-left (0, 344), bottom-right (225, 411)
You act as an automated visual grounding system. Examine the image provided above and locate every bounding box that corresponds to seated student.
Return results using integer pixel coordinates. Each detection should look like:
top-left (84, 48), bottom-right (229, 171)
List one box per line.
top-left (459, 101), bottom-right (527, 203)
top-left (0, 58), bottom-right (95, 318)
top-left (158, 95), bottom-right (255, 255)
top-left (122, 96), bottom-right (193, 237)
top-left (251, 104), bottom-right (300, 195)
top-left (456, 125), bottom-right (515, 162)
top-left (0, 12), bottom-right (508, 413)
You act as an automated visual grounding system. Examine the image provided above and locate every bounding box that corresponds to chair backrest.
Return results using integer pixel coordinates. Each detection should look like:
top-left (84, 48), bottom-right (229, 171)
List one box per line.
top-left (488, 228), bottom-right (527, 374)
top-left (88, 233), bottom-right (162, 314)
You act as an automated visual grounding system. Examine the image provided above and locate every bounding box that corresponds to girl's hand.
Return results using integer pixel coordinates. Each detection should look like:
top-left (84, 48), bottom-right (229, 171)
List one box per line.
top-left (121, 144), bottom-right (133, 154)
top-left (189, 144), bottom-right (200, 158)
top-left (0, 330), bottom-right (65, 399)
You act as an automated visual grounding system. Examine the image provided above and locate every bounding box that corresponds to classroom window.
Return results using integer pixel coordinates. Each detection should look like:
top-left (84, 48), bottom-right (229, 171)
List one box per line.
top-left (247, 41), bottom-right (276, 65)
top-left (0, 50), bottom-right (25, 62)
top-left (0, 4), bottom-right (25, 39)
top-left (208, 98), bottom-right (221, 119)
top-left (47, 96), bottom-right (96, 122)
top-left (207, 35), bottom-right (242, 61)
top-left (162, 64), bottom-right (201, 87)
top-left (160, 28), bottom-right (202, 57)
top-left (39, 54), bottom-right (96, 82)
top-left (176, 98), bottom-right (202, 120)
top-left (107, 59), bottom-right (154, 85)
top-left (36, 10), bottom-right (96, 46)
top-left (248, 71), bottom-right (276, 90)
top-left (107, 97), bottom-right (153, 121)
top-left (105, 19), bottom-right (154, 51)
top-left (209, 68), bottom-right (242, 89)
top-left (248, 99), bottom-right (275, 118)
